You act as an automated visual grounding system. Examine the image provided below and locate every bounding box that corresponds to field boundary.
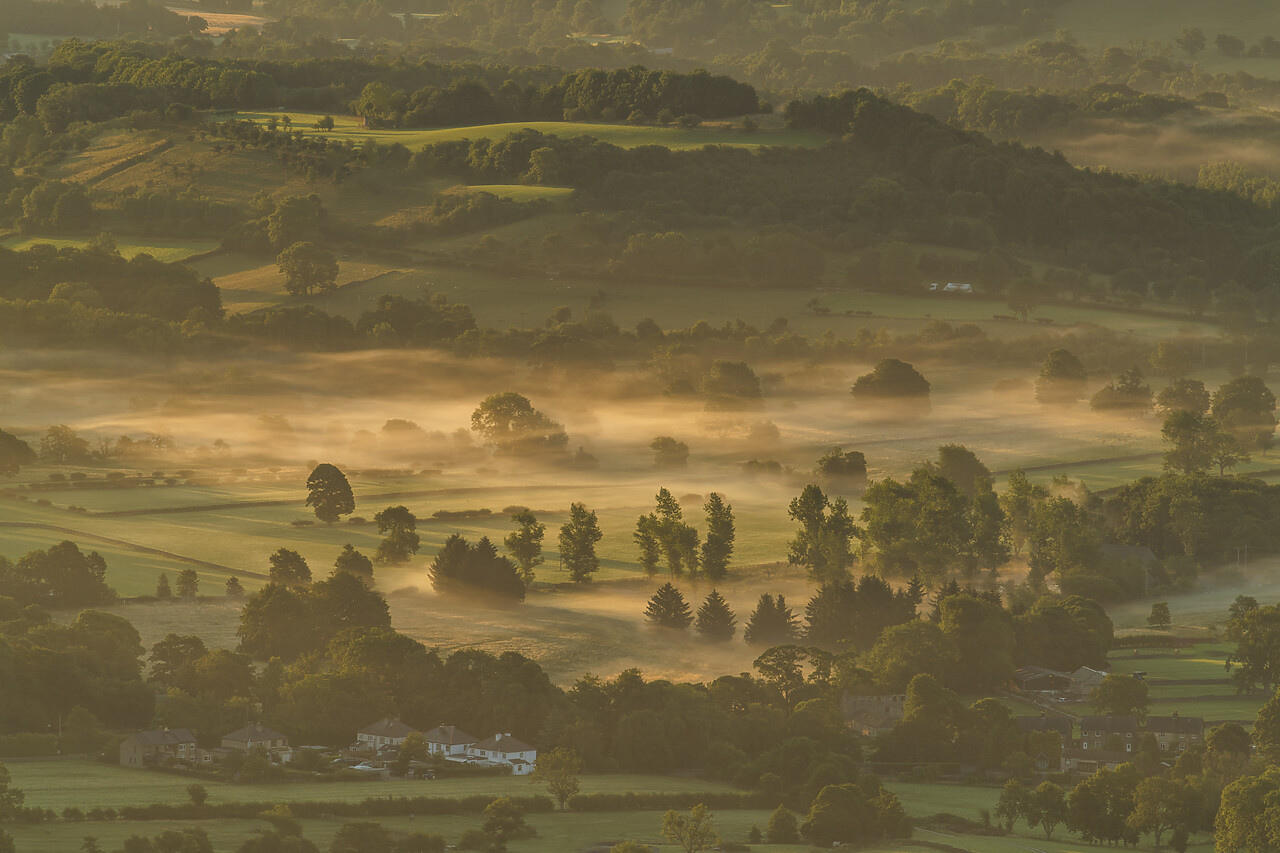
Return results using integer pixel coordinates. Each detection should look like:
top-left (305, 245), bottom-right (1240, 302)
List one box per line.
top-left (0, 521), bottom-right (262, 578)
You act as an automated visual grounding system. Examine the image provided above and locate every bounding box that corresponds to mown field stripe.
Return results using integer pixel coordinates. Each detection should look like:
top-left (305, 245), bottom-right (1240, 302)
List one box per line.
top-left (0, 521), bottom-right (263, 578)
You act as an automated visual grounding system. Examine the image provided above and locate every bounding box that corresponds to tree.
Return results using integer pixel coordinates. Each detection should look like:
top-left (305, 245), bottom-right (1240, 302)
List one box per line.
top-left (1217, 33), bottom-right (1246, 57)
top-left (1216, 768), bottom-right (1280, 852)
top-left (634, 514), bottom-right (661, 576)
top-left (787, 484), bottom-right (857, 584)
top-left (694, 590), bottom-right (736, 641)
top-left (1212, 375), bottom-right (1277, 451)
top-left (851, 358), bottom-right (930, 410)
top-left (333, 545), bottom-right (373, 583)
top-left (699, 494), bottom-right (734, 581)
top-left (864, 619), bottom-right (959, 690)
top-left (225, 577), bottom-right (245, 597)
top-left (40, 424), bottom-right (91, 463)
top-left (645, 583), bottom-right (693, 630)
top-left (187, 784), bottom-right (208, 814)
top-left (504, 510), bottom-right (545, 587)
top-left (766, 804), bottom-right (799, 842)
top-left (1156, 377), bottom-right (1210, 415)
top-left (374, 506), bottom-right (420, 565)
top-left (1091, 674), bottom-right (1149, 721)
top-left (330, 822), bottom-right (394, 853)
top-left (1161, 410), bottom-right (1218, 474)
top-left (1176, 27), bottom-right (1206, 56)
top-left (156, 572), bottom-right (173, 599)
top-left (650, 435), bottom-right (690, 467)
top-left (935, 444), bottom-right (992, 498)
top-left (559, 503), bottom-right (602, 583)
top-left (427, 535), bottom-right (525, 602)
top-left (648, 488), bottom-right (699, 576)
top-left (994, 779), bottom-right (1028, 831)
top-left (175, 569), bottom-right (199, 598)
top-left (1210, 432), bottom-right (1250, 475)
top-left (815, 447), bottom-right (868, 492)
top-left (661, 803), bottom-right (720, 853)
top-left (0, 761), bottom-right (25, 821)
top-left (1148, 602), bottom-right (1172, 629)
top-left (0, 429), bottom-right (35, 477)
top-left (481, 797), bottom-right (533, 845)
top-left (1028, 781), bottom-right (1067, 840)
top-left (701, 360), bottom-right (762, 399)
top-left (470, 392), bottom-right (568, 454)
top-left (1127, 775), bottom-right (1187, 850)
top-left (1091, 366), bottom-right (1153, 415)
top-left (1227, 604), bottom-right (1280, 695)
top-left (276, 242), bottom-right (338, 297)
top-left (1035, 348), bottom-right (1088, 405)
top-left (530, 747), bottom-right (581, 810)
top-left (1150, 341), bottom-right (1192, 379)
top-left (743, 593), bottom-right (798, 645)
top-left (268, 549), bottom-right (312, 587)
top-left (305, 464), bottom-right (354, 524)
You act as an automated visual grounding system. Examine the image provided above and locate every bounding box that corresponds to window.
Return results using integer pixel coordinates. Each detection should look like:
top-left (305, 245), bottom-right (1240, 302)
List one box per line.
top-left (1126, 744), bottom-right (1132, 751)
top-left (1082, 742), bottom-right (1088, 750)
top-left (1160, 743), bottom-right (1167, 751)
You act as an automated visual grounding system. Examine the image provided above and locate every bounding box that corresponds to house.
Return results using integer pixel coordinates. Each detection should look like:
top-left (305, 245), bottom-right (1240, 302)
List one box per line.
top-left (1014, 666), bottom-right (1072, 694)
top-left (423, 725), bottom-right (477, 757)
top-left (1071, 666), bottom-right (1108, 697)
top-left (943, 282), bottom-right (973, 293)
top-left (357, 718), bottom-right (420, 753)
top-left (222, 724), bottom-right (290, 759)
top-left (119, 728), bottom-right (197, 767)
top-left (468, 733), bottom-right (537, 775)
top-left (1063, 747), bottom-right (1130, 774)
top-left (841, 693), bottom-right (905, 736)
top-left (1079, 715), bottom-right (1141, 753)
top-left (1146, 712), bottom-right (1204, 753)
top-left (1016, 712), bottom-right (1071, 739)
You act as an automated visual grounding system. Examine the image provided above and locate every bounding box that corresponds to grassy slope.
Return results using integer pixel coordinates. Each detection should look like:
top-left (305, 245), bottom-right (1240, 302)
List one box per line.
top-left (1, 236), bottom-right (218, 263)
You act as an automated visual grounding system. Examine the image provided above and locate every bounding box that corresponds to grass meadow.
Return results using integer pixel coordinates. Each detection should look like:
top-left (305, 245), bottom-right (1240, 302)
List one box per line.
top-left (1, 235), bottom-right (218, 263)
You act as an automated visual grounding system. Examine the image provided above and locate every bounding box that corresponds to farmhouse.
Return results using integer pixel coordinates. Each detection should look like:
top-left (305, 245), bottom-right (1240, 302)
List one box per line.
top-left (222, 723), bottom-right (291, 762)
top-left (1079, 715), bottom-right (1141, 752)
top-left (1146, 712), bottom-right (1204, 752)
top-left (119, 728), bottom-right (197, 767)
top-left (468, 733), bottom-right (538, 775)
top-left (423, 725), bottom-right (477, 757)
top-left (1016, 712), bottom-right (1071, 739)
top-left (356, 718), bottom-right (420, 753)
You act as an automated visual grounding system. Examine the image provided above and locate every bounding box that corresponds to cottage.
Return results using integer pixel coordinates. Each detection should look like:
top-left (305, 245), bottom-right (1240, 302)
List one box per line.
top-left (841, 693), bottom-right (905, 737)
top-left (423, 725), bottom-right (477, 757)
top-left (222, 724), bottom-right (290, 754)
top-left (1016, 712), bottom-right (1071, 739)
top-left (1146, 712), bottom-right (1204, 753)
top-left (357, 718), bottom-right (420, 753)
top-left (1079, 715), bottom-right (1141, 753)
top-left (468, 733), bottom-right (537, 775)
top-left (119, 728), bottom-right (197, 767)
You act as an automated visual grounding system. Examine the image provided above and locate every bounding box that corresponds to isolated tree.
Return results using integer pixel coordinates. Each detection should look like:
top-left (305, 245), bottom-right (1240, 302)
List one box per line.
top-left (175, 569), bottom-right (199, 598)
top-left (305, 463), bottom-right (354, 524)
top-left (0, 429), bottom-right (35, 477)
top-left (1091, 366), bottom-right (1153, 415)
top-left (268, 548), bottom-right (312, 587)
top-left (694, 589), bottom-right (736, 641)
top-left (531, 747), bottom-right (582, 810)
top-left (1091, 674), bottom-right (1150, 721)
top-left (766, 805), bottom-right (799, 843)
top-left (559, 502), bottom-right (602, 583)
top-left (503, 510), bottom-right (545, 587)
top-left (186, 783), bottom-right (208, 814)
top-left (851, 358), bottom-right (930, 409)
top-left (156, 573), bottom-right (172, 599)
top-left (661, 804), bottom-right (720, 853)
top-left (743, 593), bottom-right (798, 645)
top-left (650, 435), bottom-right (690, 468)
top-left (815, 447), bottom-right (868, 492)
top-left (1176, 26), bottom-right (1207, 56)
top-left (276, 241), bottom-right (338, 297)
top-left (646, 583), bottom-right (693, 629)
top-left (333, 544), bottom-right (374, 583)
top-left (225, 577), bottom-right (245, 598)
top-left (1156, 377), bottom-right (1211, 415)
top-left (470, 392), bottom-right (568, 454)
top-left (1148, 602), bottom-right (1172, 629)
top-left (374, 505), bottom-right (420, 565)
top-left (700, 493), bottom-right (735, 581)
top-left (1036, 348), bottom-right (1088, 405)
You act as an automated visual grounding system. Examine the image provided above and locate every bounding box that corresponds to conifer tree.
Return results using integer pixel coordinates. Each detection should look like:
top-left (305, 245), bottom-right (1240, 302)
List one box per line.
top-left (225, 576), bottom-right (245, 597)
top-left (155, 573), bottom-right (172, 599)
top-left (700, 493), bottom-right (735, 581)
top-left (645, 582), bottom-right (693, 629)
top-left (695, 589), bottom-right (737, 641)
top-left (743, 593), bottom-right (798, 645)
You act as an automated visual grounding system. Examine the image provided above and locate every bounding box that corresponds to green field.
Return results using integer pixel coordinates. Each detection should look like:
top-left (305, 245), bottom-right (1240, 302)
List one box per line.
top-left (451, 184), bottom-right (575, 202)
top-left (2, 235), bottom-right (219, 263)
top-left (225, 112), bottom-right (832, 151)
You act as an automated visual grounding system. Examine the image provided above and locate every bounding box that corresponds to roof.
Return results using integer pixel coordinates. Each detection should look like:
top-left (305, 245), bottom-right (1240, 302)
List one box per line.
top-left (472, 733), bottom-right (535, 753)
top-left (129, 728), bottom-right (196, 746)
top-left (1080, 715), bottom-right (1141, 733)
top-left (1017, 716), bottom-right (1071, 736)
top-left (423, 725), bottom-right (477, 746)
top-left (359, 718), bottom-right (420, 738)
top-left (1064, 747), bottom-right (1131, 763)
top-left (1147, 715), bottom-right (1205, 735)
top-left (223, 724), bottom-right (288, 743)
top-left (1073, 666), bottom-right (1108, 683)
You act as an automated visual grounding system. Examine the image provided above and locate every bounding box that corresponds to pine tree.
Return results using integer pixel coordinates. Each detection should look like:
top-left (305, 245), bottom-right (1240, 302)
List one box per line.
top-left (334, 544), bottom-right (374, 583)
top-left (175, 569), bottom-right (199, 598)
top-left (804, 581), bottom-right (855, 647)
top-left (225, 576), bottom-right (245, 597)
top-left (504, 510), bottom-right (545, 587)
top-left (905, 575), bottom-right (926, 609)
top-left (766, 804), bottom-right (799, 843)
top-left (645, 582), bottom-right (693, 629)
top-left (700, 493), bottom-right (735, 581)
top-left (744, 593), bottom-right (798, 645)
top-left (695, 589), bottom-right (737, 641)
top-left (155, 573), bottom-right (172, 599)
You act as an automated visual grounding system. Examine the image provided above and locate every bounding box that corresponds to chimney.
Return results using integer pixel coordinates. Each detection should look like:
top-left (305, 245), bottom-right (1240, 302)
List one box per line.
top-left (495, 733), bottom-right (503, 741)
top-left (1172, 710), bottom-right (1179, 719)
top-left (1039, 711), bottom-right (1046, 719)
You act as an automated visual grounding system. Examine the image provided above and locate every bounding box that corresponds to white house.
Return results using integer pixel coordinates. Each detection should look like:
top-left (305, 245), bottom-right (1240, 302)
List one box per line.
top-left (422, 725), bottom-right (477, 757)
top-left (467, 733), bottom-right (537, 775)
top-left (357, 718), bottom-right (420, 753)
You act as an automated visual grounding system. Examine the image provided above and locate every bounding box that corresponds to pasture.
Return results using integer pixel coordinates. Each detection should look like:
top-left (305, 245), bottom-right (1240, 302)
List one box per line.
top-left (223, 112), bottom-right (832, 151)
top-left (1, 236), bottom-right (218, 264)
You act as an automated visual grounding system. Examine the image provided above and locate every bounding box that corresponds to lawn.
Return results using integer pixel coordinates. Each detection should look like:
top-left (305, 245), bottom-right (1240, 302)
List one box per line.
top-left (223, 112), bottom-right (832, 151)
top-left (1, 235), bottom-right (219, 264)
